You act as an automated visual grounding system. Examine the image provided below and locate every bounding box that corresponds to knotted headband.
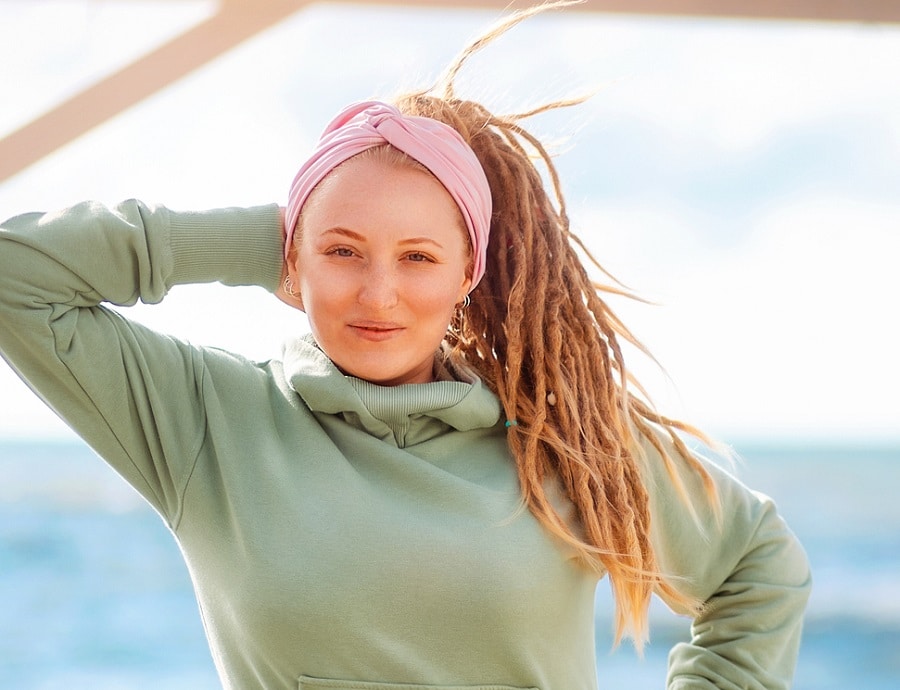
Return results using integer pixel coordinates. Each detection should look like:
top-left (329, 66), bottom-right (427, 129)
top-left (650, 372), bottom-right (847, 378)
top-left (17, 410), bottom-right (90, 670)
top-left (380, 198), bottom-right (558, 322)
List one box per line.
top-left (284, 100), bottom-right (492, 289)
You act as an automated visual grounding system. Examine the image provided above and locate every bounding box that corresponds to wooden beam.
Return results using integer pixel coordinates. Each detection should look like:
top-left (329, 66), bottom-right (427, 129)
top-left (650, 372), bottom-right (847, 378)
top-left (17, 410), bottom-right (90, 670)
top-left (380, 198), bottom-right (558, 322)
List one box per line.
top-left (0, 0), bottom-right (314, 183)
top-left (2, 0), bottom-right (898, 183)
top-left (355, 0), bottom-right (900, 23)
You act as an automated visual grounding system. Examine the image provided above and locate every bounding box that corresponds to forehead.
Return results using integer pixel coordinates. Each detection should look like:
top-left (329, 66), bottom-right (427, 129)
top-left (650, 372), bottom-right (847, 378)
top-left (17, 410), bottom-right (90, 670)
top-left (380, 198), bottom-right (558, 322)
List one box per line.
top-left (302, 156), bottom-right (468, 239)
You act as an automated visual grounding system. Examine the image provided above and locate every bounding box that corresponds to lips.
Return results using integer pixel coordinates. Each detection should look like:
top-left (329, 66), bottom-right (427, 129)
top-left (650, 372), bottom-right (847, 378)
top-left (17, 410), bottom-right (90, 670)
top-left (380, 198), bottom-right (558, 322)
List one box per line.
top-left (347, 321), bottom-right (404, 342)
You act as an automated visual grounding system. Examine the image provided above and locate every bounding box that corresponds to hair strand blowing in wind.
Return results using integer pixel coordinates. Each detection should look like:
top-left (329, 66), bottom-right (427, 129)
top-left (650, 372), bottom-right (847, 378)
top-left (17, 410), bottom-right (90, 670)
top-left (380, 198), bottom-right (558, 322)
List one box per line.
top-left (395, 0), bottom-right (720, 648)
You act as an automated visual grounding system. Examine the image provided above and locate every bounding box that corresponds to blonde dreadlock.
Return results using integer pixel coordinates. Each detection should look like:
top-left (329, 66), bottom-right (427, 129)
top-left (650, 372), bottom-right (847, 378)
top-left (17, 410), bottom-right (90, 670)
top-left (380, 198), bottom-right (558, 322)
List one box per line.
top-left (393, 0), bottom-right (720, 647)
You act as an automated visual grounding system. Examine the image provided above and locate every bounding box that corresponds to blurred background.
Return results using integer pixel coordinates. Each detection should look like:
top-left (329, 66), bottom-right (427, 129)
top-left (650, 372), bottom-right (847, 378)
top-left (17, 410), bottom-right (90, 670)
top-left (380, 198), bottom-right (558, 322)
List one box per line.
top-left (0, 1), bottom-right (898, 688)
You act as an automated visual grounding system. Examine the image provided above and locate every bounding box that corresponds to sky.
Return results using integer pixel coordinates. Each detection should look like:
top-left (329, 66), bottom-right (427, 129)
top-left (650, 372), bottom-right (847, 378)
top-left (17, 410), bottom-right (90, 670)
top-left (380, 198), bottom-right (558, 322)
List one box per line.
top-left (0, 0), bottom-right (898, 442)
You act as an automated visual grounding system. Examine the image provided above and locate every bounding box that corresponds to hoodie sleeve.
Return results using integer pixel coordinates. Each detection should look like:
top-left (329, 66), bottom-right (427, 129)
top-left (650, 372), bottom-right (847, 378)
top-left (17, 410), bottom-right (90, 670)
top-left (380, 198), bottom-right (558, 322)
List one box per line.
top-left (0, 200), bottom-right (283, 523)
top-left (641, 434), bottom-right (812, 690)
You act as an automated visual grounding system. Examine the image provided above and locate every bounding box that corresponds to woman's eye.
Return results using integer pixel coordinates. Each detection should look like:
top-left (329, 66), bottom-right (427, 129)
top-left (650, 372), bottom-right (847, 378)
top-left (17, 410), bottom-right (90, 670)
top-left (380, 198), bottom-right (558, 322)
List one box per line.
top-left (330, 247), bottom-right (355, 258)
top-left (406, 252), bottom-right (431, 263)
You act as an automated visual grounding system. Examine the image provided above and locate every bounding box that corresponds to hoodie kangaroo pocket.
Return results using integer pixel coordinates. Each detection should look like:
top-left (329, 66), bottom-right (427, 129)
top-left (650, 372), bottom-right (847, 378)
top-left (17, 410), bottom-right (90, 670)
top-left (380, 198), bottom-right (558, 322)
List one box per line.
top-left (297, 676), bottom-right (539, 690)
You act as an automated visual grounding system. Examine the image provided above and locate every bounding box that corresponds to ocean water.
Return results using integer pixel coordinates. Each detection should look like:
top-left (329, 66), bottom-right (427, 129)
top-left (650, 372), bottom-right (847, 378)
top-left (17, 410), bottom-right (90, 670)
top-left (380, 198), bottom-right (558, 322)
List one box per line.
top-left (0, 439), bottom-right (898, 689)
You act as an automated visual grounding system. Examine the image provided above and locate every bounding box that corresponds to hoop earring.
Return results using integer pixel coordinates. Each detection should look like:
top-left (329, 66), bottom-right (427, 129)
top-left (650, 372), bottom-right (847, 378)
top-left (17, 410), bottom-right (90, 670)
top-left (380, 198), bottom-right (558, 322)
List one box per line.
top-left (461, 294), bottom-right (471, 309)
top-left (283, 276), bottom-right (299, 297)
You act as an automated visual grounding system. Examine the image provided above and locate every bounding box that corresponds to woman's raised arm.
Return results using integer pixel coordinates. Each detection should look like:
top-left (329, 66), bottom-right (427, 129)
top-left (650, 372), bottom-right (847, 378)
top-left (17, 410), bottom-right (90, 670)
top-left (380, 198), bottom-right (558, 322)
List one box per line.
top-left (0, 200), bottom-right (283, 521)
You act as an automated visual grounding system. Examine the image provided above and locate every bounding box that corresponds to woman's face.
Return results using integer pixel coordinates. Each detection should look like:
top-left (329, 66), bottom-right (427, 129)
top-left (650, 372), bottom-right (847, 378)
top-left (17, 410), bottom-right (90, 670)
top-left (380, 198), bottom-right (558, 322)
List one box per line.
top-left (288, 155), bottom-right (472, 386)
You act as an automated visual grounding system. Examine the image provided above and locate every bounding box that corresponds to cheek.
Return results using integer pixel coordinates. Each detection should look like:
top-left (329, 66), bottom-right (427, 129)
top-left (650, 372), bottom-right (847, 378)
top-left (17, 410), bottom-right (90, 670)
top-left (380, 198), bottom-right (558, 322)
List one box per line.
top-left (415, 290), bottom-right (464, 332)
top-left (300, 272), bottom-right (350, 313)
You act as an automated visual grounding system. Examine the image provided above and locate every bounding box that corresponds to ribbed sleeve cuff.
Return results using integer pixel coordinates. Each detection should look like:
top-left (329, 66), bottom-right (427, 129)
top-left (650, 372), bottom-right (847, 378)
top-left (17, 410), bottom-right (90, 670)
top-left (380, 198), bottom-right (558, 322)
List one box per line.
top-left (166, 204), bottom-right (284, 292)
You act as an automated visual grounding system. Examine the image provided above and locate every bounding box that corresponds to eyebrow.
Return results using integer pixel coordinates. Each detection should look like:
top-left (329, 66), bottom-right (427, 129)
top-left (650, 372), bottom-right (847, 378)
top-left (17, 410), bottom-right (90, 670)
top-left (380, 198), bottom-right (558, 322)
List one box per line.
top-left (321, 227), bottom-right (445, 249)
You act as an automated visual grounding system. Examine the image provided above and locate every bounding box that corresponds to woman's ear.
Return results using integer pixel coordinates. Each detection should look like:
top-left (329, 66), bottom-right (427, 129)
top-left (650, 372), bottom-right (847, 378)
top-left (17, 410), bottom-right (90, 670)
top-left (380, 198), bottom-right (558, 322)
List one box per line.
top-left (286, 242), bottom-right (300, 284)
top-left (277, 227), bottom-right (306, 312)
top-left (457, 275), bottom-right (473, 305)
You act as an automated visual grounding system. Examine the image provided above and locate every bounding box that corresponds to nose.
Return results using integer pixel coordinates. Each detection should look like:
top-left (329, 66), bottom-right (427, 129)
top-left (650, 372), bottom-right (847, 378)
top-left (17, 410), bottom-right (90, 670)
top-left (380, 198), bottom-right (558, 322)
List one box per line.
top-left (357, 262), bottom-right (399, 310)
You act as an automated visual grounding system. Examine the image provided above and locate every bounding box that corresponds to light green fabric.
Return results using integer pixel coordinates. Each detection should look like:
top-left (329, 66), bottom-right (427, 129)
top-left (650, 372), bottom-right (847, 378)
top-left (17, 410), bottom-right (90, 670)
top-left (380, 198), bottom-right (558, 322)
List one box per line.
top-left (0, 201), bottom-right (811, 690)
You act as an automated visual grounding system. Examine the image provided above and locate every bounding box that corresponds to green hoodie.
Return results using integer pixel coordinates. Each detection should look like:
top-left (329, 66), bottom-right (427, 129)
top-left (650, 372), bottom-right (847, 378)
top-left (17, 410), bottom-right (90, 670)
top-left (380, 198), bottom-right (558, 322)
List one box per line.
top-left (0, 200), bottom-right (810, 690)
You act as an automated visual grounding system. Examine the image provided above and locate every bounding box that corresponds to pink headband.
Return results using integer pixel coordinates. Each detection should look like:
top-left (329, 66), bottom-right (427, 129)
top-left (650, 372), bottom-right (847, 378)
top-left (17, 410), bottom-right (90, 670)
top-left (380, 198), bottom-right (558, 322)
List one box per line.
top-left (284, 100), bottom-right (492, 289)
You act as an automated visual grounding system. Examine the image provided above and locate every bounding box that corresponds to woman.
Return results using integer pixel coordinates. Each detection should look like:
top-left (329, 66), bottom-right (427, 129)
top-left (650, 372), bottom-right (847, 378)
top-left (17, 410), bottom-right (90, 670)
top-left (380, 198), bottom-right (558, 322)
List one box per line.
top-left (0, 3), bottom-right (810, 689)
